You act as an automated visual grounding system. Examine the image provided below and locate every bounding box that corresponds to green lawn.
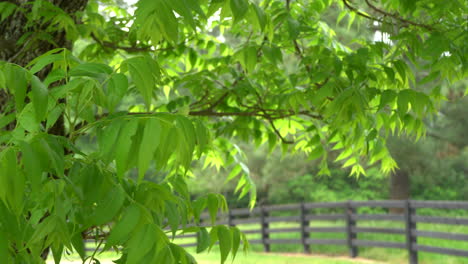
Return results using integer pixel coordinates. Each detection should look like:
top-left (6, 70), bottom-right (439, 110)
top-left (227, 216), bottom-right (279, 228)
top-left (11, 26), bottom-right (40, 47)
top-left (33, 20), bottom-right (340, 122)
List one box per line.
top-left (49, 250), bottom-right (379, 264)
top-left (54, 220), bottom-right (468, 264)
top-left (173, 220), bottom-right (468, 264)
top-left (190, 250), bottom-right (382, 264)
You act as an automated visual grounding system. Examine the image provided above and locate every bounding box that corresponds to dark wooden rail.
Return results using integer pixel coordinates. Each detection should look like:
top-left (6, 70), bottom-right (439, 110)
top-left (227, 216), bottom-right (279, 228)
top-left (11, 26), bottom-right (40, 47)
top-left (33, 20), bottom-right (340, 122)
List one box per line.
top-left (86, 200), bottom-right (468, 264)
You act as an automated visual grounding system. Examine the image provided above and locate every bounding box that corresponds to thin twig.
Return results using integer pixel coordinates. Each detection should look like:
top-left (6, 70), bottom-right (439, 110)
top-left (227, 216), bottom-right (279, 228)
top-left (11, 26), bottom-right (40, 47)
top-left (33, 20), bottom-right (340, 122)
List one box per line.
top-left (342, 0), bottom-right (434, 31)
top-left (342, 0), bottom-right (382, 22)
top-left (266, 115), bottom-right (294, 144)
top-left (90, 33), bottom-right (157, 53)
top-left (364, 0), bottom-right (434, 31)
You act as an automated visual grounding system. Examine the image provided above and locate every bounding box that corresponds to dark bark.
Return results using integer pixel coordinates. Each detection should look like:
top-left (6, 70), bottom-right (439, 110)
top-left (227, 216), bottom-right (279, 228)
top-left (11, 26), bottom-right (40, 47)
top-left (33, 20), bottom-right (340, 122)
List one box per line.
top-left (389, 170), bottom-right (410, 213)
top-left (0, 0), bottom-right (88, 65)
top-left (1, 0), bottom-right (88, 133)
top-left (0, 0), bottom-right (88, 117)
top-left (0, 0), bottom-right (89, 260)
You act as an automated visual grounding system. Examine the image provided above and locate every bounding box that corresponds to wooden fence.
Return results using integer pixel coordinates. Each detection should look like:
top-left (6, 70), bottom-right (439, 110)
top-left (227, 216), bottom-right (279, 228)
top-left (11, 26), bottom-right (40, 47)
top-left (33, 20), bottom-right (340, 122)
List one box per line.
top-left (87, 200), bottom-right (468, 264)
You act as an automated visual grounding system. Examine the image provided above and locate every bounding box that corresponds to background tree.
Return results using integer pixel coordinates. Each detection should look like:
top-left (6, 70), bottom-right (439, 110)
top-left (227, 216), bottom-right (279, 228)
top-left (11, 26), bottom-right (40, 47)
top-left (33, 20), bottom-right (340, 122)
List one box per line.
top-left (0, 0), bottom-right (466, 263)
top-left (189, 96), bottom-right (468, 209)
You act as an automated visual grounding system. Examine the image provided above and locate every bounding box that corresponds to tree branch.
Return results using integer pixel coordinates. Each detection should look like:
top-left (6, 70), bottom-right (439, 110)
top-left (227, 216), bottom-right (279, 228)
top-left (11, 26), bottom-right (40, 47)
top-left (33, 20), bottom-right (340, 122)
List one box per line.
top-left (342, 0), bottom-right (382, 22)
top-left (188, 109), bottom-right (262, 117)
top-left (90, 33), bottom-right (155, 53)
top-left (342, 0), bottom-right (434, 31)
top-left (190, 89), bottom-right (211, 108)
top-left (207, 91), bottom-right (230, 111)
top-left (364, 0), bottom-right (434, 31)
top-left (285, 0), bottom-right (329, 90)
top-left (266, 116), bottom-right (294, 144)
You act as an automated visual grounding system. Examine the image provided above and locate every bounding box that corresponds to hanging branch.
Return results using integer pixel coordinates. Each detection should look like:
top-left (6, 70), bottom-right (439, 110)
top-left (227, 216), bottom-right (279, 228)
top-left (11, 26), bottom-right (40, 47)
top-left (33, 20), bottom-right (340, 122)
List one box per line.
top-left (342, 0), bottom-right (434, 31)
top-left (90, 33), bottom-right (153, 52)
top-left (266, 115), bottom-right (294, 144)
top-left (364, 0), bottom-right (434, 31)
top-left (342, 0), bottom-right (383, 22)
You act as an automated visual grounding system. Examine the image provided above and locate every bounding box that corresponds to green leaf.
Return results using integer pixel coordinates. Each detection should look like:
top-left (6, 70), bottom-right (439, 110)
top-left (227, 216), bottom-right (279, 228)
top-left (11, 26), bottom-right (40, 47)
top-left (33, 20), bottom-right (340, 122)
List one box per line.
top-left (336, 10), bottom-right (347, 25)
top-left (104, 204), bottom-right (141, 251)
top-left (0, 69), bottom-right (5, 90)
top-left (237, 46), bottom-right (257, 72)
top-left (98, 118), bottom-right (124, 163)
top-left (309, 145), bottom-right (324, 160)
top-left (217, 225), bottom-right (232, 264)
top-left (342, 156), bottom-right (357, 168)
top-left (51, 243), bottom-right (63, 264)
top-left (115, 119), bottom-right (139, 178)
top-left (347, 11), bottom-right (355, 29)
top-left (69, 63), bottom-right (113, 78)
top-left (169, 243), bottom-right (192, 264)
top-left (196, 228), bottom-right (210, 253)
top-left (166, 0), bottom-right (196, 30)
top-left (230, 0), bottom-right (249, 22)
top-left (207, 193), bottom-right (219, 225)
top-left (393, 60), bottom-right (407, 83)
top-left (138, 118), bottom-right (161, 182)
top-left (397, 90), bottom-right (411, 116)
top-left (208, 226), bottom-right (219, 250)
top-left (89, 186), bottom-right (125, 226)
top-left (17, 104), bottom-right (40, 132)
top-left (156, 245), bottom-right (175, 263)
top-left (156, 0), bottom-right (179, 43)
top-left (378, 90), bottom-right (397, 110)
top-left (127, 224), bottom-right (157, 264)
top-left (165, 201), bottom-right (180, 239)
top-left (19, 142), bottom-right (42, 193)
top-left (46, 104), bottom-right (64, 130)
top-left (0, 230), bottom-right (8, 262)
top-left (0, 113), bottom-right (15, 130)
top-left (6, 65), bottom-right (29, 112)
top-left (192, 197), bottom-right (206, 224)
top-left (194, 119), bottom-right (210, 155)
top-left (409, 91), bottom-right (428, 117)
top-left (287, 16), bottom-right (300, 40)
top-left (230, 226), bottom-right (241, 261)
top-left (27, 51), bottom-right (65, 75)
top-left (38, 137), bottom-right (64, 178)
top-left (0, 2), bottom-right (17, 21)
top-left (226, 164), bottom-right (242, 182)
top-left (252, 3), bottom-right (266, 31)
top-left (71, 233), bottom-right (86, 261)
top-left (383, 66), bottom-right (395, 82)
top-left (263, 46), bottom-right (282, 65)
top-left (174, 115), bottom-right (197, 169)
top-left (30, 76), bottom-right (49, 122)
top-left (29, 216), bottom-right (57, 245)
top-left (0, 148), bottom-right (24, 211)
top-left (44, 68), bottom-right (66, 86)
top-left (125, 57), bottom-right (159, 109)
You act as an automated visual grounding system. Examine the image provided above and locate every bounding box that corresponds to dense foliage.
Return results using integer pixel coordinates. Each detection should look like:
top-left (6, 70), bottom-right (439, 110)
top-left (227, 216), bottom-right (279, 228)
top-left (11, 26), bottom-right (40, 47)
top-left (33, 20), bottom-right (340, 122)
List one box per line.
top-left (0, 0), bottom-right (466, 263)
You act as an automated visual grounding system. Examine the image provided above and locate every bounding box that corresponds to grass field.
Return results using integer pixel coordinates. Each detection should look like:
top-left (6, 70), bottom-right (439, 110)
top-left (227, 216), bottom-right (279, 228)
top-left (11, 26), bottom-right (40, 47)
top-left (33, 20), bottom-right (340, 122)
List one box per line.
top-left (50, 251), bottom-right (383, 264)
top-left (172, 220), bottom-right (468, 264)
top-left (50, 220), bottom-right (468, 264)
top-left (188, 250), bottom-right (385, 264)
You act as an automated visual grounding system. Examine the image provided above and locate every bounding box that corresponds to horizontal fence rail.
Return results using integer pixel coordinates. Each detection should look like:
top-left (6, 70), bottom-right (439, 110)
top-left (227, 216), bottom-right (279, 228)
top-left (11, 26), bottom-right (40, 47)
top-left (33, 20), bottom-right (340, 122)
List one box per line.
top-left (86, 200), bottom-right (468, 264)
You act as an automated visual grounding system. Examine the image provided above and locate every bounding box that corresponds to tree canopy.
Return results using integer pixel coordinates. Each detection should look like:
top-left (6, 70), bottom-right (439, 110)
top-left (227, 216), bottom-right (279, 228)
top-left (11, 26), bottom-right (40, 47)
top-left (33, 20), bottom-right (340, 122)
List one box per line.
top-left (0, 0), bottom-right (466, 263)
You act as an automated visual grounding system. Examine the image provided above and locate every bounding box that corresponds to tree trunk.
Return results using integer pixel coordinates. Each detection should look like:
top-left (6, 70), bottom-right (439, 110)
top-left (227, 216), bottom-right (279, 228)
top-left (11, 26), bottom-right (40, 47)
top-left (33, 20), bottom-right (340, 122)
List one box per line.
top-left (0, 0), bottom-right (88, 65)
top-left (389, 170), bottom-right (410, 213)
top-left (0, 0), bottom-right (88, 114)
top-left (0, 0), bottom-right (88, 260)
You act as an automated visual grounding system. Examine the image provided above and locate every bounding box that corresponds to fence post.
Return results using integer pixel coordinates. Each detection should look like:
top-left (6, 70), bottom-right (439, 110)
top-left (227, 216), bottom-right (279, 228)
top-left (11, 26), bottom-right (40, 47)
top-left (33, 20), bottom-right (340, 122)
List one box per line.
top-left (300, 202), bottom-right (310, 253)
top-left (346, 200), bottom-right (358, 258)
top-left (227, 210), bottom-right (234, 227)
top-left (260, 205), bottom-right (270, 252)
top-left (405, 200), bottom-right (418, 264)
